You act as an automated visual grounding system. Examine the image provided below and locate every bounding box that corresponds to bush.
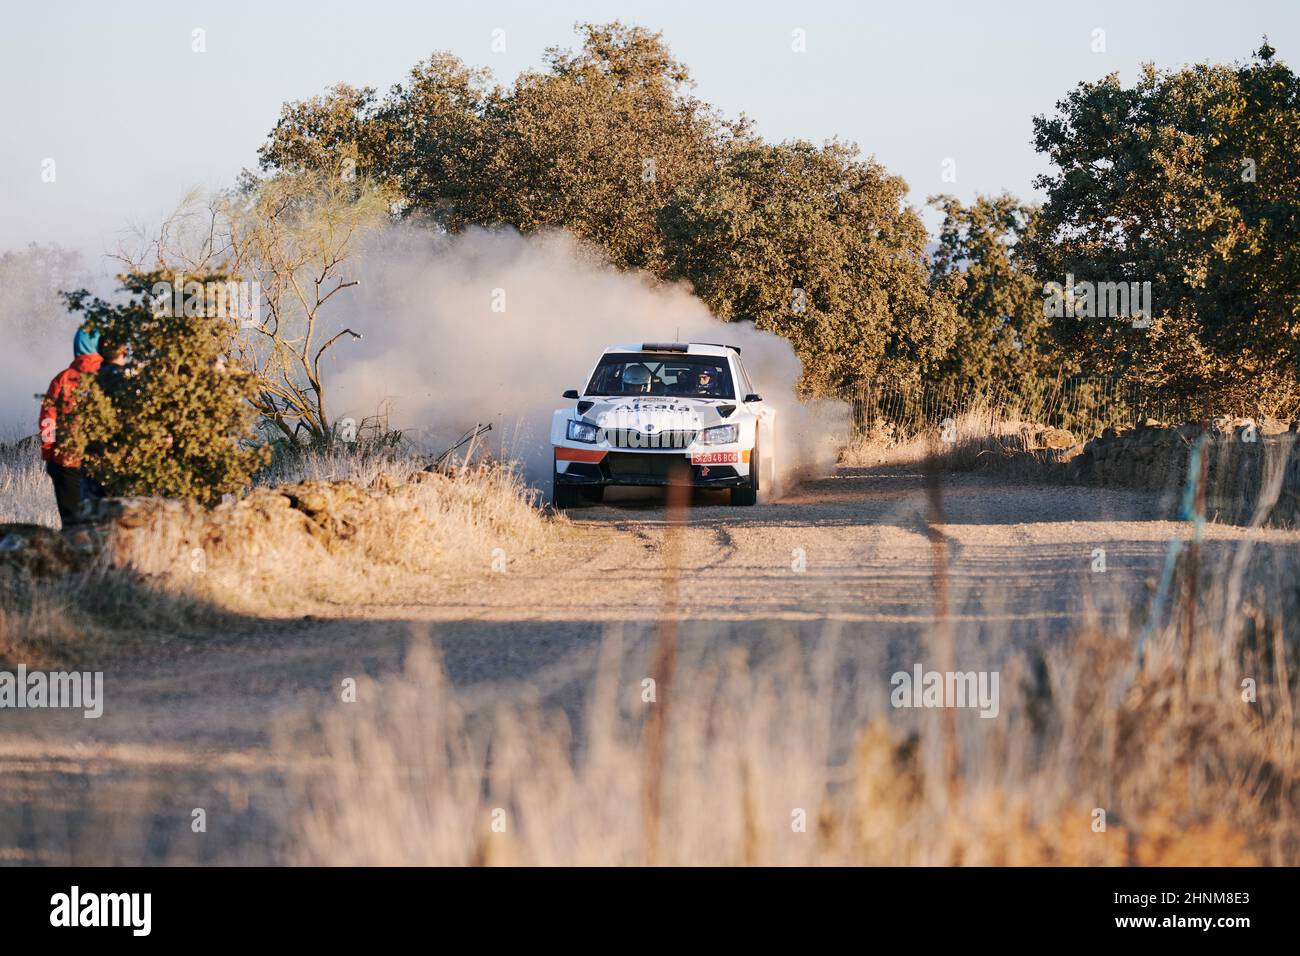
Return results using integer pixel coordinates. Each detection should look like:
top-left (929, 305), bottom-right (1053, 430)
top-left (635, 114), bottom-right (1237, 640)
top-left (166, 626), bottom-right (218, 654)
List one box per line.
top-left (61, 271), bottom-right (269, 503)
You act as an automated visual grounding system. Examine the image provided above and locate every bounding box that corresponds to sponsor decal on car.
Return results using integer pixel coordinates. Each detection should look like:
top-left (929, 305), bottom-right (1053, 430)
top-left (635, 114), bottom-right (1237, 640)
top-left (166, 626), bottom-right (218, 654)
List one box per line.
top-left (692, 451), bottom-right (740, 465)
top-left (621, 400), bottom-right (695, 413)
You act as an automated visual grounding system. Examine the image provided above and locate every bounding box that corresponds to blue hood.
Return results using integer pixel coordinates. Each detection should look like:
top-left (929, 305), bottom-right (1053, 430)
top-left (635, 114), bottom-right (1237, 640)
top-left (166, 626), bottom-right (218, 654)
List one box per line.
top-left (73, 326), bottom-right (101, 357)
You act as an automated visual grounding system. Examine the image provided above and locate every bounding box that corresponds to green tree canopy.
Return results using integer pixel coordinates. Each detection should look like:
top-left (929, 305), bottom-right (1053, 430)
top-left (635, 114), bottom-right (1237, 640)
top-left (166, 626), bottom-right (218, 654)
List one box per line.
top-left (1027, 41), bottom-right (1300, 416)
top-left (929, 194), bottom-right (1061, 395)
top-left (259, 23), bottom-right (740, 273)
top-left (257, 22), bottom-right (958, 395)
top-left (660, 141), bottom-right (959, 395)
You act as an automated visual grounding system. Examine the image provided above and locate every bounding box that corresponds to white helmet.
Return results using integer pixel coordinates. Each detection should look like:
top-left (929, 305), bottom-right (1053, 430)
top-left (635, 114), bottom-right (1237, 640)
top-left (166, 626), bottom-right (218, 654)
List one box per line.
top-left (623, 364), bottom-right (652, 392)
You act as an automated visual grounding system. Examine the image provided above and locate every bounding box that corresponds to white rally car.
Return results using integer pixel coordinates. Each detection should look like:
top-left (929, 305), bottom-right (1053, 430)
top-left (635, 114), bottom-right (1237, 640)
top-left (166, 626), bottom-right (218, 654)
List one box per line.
top-left (551, 342), bottom-right (775, 507)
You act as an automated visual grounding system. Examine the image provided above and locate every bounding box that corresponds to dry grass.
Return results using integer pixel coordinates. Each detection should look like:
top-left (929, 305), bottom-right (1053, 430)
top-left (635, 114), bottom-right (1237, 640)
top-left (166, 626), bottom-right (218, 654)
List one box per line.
top-left (0, 439), bottom-right (57, 526)
top-left (100, 459), bottom-right (560, 617)
top-left (286, 572), bottom-right (1297, 865)
top-left (0, 446), bottom-right (562, 664)
top-left (840, 404), bottom-right (1075, 472)
top-left (0, 560), bottom-right (247, 668)
top-left (0, 580), bottom-right (84, 669)
top-left (256, 442), bottom-right (430, 487)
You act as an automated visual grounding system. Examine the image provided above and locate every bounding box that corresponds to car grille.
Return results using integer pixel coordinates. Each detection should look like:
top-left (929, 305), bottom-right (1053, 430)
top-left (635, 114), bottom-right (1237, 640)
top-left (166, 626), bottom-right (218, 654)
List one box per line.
top-left (605, 453), bottom-right (691, 481)
top-left (605, 428), bottom-right (697, 449)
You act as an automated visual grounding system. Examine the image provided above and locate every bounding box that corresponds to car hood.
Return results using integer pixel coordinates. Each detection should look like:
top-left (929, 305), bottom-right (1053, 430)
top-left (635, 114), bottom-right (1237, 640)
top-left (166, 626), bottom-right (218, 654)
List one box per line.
top-left (578, 395), bottom-right (737, 432)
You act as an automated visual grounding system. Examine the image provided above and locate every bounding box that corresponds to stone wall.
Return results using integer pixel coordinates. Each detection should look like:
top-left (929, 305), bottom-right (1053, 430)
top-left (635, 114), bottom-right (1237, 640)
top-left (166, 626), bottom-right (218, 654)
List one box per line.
top-left (1066, 419), bottom-right (1300, 526)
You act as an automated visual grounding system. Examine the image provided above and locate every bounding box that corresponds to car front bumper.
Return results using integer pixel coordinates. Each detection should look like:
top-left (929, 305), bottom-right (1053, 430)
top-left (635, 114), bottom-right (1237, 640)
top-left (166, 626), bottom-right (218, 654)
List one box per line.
top-left (554, 446), bottom-right (752, 488)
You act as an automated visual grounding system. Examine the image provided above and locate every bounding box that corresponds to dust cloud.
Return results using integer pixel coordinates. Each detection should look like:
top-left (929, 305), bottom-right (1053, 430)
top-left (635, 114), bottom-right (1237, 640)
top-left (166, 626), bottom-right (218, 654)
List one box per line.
top-left (0, 246), bottom-right (87, 439)
top-left (329, 227), bottom-right (848, 493)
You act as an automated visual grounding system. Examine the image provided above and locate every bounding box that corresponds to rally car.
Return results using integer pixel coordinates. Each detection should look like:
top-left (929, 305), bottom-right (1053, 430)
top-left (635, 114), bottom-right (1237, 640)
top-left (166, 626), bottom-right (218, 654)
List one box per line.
top-left (551, 342), bottom-right (775, 507)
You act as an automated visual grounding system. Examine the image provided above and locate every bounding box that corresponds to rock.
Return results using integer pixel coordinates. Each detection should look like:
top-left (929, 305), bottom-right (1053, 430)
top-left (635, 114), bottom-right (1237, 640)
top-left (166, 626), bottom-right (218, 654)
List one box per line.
top-left (65, 528), bottom-right (99, 553)
top-left (1041, 427), bottom-right (1076, 450)
top-left (0, 523), bottom-right (87, 576)
top-left (282, 480), bottom-right (367, 518)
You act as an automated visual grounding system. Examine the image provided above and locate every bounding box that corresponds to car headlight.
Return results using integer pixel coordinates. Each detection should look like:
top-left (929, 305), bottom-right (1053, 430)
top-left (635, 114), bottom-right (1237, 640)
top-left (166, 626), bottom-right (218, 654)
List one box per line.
top-left (567, 419), bottom-right (600, 443)
top-left (698, 424), bottom-right (739, 445)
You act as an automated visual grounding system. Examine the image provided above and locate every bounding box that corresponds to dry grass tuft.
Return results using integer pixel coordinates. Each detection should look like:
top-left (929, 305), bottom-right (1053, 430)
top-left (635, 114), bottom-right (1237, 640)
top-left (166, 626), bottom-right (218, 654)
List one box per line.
top-left (0, 439), bottom-right (58, 526)
top-left (0, 581), bottom-right (82, 669)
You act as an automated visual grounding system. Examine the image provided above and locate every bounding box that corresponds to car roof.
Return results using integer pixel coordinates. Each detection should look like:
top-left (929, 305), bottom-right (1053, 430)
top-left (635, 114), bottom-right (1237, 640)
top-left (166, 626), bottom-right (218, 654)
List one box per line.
top-left (603, 342), bottom-right (739, 358)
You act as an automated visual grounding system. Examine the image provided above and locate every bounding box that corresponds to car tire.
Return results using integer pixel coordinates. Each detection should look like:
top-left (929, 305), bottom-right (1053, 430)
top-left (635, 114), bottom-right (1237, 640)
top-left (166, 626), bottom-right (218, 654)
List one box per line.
top-left (552, 469), bottom-right (583, 509)
top-left (730, 439), bottom-right (759, 506)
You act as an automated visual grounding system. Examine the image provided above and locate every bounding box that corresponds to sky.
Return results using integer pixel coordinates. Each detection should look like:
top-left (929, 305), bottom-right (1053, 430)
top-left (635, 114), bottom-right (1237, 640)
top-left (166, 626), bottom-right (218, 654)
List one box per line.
top-left (2, 0), bottom-right (1297, 274)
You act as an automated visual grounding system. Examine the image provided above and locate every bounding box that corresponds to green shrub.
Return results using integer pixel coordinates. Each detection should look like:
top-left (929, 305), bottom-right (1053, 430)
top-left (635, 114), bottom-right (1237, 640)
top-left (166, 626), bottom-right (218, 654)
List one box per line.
top-left (61, 271), bottom-right (269, 503)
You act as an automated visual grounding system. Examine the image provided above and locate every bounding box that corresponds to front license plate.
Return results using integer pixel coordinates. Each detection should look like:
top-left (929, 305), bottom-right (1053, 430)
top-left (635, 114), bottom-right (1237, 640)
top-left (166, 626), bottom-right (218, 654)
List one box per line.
top-left (692, 451), bottom-right (739, 464)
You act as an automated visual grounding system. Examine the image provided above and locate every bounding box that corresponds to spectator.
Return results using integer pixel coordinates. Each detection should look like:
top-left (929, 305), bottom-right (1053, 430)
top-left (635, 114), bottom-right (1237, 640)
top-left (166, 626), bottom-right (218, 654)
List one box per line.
top-left (80, 337), bottom-right (131, 505)
top-left (97, 338), bottom-right (130, 397)
top-left (38, 326), bottom-right (103, 527)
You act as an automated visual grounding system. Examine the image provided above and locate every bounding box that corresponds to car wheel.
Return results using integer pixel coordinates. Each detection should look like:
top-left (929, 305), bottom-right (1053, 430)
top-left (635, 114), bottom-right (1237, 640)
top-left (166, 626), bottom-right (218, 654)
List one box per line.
top-left (552, 469), bottom-right (583, 509)
top-left (730, 439), bottom-right (759, 506)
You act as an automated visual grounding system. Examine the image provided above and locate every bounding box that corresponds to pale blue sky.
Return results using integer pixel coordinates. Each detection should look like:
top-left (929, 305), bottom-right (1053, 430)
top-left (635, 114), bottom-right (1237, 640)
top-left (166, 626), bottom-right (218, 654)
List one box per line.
top-left (2, 0), bottom-right (1296, 271)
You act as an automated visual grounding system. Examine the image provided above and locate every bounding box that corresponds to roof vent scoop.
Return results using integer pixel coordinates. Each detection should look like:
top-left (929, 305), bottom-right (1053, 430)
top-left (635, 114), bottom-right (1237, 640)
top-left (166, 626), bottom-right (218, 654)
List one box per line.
top-left (640, 342), bottom-right (689, 352)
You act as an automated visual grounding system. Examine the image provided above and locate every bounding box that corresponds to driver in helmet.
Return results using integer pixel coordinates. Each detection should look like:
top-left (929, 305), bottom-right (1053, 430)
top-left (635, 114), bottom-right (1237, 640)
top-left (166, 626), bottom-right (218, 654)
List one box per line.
top-left (692, 366), bottom-right (722, 396)
top-left (622, 364), bottom-right (654, 394)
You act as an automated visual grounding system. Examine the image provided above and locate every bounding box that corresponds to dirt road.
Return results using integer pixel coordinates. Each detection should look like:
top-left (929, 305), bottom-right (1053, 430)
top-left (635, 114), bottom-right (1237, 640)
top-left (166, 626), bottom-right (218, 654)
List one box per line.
top-left (3, 466), bottom-right (1298, 862)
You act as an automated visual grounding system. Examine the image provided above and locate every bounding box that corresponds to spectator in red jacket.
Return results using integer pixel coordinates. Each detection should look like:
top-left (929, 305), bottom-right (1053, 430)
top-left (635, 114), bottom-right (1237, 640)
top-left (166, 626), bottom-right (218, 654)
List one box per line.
top-left (39, 326), bottom-right (103, 527)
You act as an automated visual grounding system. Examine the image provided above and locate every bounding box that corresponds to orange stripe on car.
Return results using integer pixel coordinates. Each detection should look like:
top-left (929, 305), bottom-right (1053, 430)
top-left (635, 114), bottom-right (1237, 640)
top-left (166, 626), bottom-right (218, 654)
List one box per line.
top-left (555, 448), bottom-right (607, 463)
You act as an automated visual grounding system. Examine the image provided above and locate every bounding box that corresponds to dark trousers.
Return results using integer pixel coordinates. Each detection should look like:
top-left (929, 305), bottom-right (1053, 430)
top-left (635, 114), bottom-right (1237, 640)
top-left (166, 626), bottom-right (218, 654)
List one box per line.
top-left (81, 474), bottom-right (105, 500)
top-left (45, 461), bottom-right (83, 528)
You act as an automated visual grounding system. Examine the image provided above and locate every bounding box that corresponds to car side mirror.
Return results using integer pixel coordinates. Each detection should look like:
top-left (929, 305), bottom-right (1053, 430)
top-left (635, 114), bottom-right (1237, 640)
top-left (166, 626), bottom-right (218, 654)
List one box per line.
top-left (562, 389), bottom-right (580, 400)
top-left (744, 393), bottom-right (763, 403)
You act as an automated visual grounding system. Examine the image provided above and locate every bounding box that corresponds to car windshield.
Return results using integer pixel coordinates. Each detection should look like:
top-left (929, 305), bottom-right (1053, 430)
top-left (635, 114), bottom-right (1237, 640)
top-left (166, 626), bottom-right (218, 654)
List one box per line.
top-left (586, 353), bottom-right (735, 399)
